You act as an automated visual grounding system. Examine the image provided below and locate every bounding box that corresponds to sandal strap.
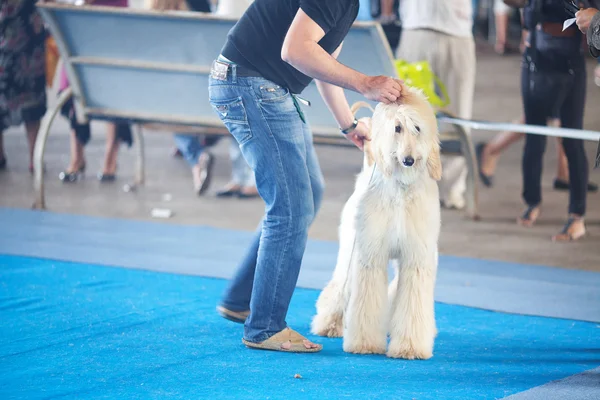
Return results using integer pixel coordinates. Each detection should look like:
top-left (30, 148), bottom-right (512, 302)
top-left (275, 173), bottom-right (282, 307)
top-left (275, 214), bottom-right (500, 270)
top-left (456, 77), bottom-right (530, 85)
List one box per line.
top-left (521, 205), bottom-right (539, 221)
top-left (559, 217), bottom-right (577, 235)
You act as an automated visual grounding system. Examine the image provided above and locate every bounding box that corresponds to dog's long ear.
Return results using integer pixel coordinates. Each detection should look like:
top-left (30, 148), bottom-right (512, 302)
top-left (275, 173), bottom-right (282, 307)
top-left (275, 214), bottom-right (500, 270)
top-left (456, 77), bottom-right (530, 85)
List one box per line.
top-left (427, 136), bottom-right (442, 181)
top-left (369, 110), bottom-right (395, 178)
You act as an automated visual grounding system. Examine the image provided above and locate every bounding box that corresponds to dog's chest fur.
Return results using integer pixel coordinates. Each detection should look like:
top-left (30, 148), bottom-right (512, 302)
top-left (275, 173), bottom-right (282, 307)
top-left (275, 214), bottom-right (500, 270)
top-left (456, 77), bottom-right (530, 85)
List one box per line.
top-left (354, 172), bottom-right (440, 261)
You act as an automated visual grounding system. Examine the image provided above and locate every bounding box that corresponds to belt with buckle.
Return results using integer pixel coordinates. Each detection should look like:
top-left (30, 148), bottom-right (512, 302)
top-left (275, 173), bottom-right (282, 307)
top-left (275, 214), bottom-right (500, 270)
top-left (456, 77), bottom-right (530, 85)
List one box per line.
top-left (211, 56), bottom-right (262, 81)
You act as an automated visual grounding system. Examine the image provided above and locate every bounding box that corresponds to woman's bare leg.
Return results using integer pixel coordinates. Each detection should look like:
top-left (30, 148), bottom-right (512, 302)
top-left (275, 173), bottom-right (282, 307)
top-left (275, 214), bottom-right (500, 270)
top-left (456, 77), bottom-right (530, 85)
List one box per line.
top-left (102, 123), bottom-right (119, 175)
top-left (479, 117), bottom-right (525, 177)
top-left (24, 120), bottom-right (41, 169)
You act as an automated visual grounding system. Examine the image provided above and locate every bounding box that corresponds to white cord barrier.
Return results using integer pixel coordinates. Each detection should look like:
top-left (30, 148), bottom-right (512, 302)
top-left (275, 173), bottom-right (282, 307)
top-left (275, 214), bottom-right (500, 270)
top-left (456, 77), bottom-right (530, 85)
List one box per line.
top-left (437, 115), bottom-right (600, 142)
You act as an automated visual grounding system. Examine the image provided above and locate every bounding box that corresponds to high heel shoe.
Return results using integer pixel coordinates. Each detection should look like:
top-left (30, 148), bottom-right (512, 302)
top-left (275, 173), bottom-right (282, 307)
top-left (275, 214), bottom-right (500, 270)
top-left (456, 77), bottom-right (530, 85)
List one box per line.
top-left (59, 163), bottom-right (86, 183)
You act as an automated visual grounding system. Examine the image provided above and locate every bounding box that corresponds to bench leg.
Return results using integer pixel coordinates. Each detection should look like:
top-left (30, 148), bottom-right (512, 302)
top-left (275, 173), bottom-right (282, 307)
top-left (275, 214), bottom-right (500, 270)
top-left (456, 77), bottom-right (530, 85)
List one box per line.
top-left (32, 87), bottom-right (73, 210)
top-left (451, 122), bottom-right (480, 220)
top-left (134, 124), bottom-right (145, 185)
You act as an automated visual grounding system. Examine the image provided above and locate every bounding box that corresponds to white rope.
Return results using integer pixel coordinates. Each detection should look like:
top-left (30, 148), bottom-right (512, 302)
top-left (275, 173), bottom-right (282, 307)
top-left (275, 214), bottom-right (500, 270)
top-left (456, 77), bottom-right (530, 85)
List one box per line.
top-left (437, 115), bottom-right (600, 142)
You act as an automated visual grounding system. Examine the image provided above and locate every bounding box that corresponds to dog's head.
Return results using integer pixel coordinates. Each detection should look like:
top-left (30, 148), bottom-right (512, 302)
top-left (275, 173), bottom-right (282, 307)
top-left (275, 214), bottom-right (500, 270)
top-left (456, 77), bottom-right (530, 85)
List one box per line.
top-left (366, 84), bottom-right (442, 183)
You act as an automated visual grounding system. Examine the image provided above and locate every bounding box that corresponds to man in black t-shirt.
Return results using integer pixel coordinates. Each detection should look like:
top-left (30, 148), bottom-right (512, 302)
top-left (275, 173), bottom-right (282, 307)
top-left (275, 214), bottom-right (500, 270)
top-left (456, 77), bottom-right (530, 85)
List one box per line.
top-left (210, 0), bottom-right (403, 353)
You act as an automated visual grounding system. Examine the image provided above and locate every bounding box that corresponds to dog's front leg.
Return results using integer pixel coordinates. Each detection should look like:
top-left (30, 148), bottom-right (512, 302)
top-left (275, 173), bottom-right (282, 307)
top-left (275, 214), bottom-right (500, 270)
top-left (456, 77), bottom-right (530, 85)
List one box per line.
top-left (343, 248), bottom-right (388, 355)
top-left (387, 251), bottom-right (437, 360)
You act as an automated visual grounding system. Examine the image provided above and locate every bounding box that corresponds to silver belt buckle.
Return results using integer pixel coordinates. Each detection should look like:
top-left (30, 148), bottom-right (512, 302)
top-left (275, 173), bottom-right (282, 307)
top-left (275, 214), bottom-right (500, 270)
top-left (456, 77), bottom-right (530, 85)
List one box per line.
top-left (211, 60), bottom-right (230, 81)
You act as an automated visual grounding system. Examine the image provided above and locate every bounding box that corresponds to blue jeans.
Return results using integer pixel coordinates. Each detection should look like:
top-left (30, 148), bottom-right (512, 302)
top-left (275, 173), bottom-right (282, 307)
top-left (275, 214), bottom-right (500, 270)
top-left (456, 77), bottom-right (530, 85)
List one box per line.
top-left (229, 137), bottom-right (255, 187)
top-left (173, 134), bottom-right (204, 167)
top-left (208, 71), bottom-right (324, 343)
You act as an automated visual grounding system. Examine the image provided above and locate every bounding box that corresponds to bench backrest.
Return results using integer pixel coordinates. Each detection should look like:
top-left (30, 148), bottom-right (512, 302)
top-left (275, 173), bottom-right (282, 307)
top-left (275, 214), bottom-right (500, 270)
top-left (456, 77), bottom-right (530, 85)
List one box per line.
top-left (38, 4), bottom-right (396, 135)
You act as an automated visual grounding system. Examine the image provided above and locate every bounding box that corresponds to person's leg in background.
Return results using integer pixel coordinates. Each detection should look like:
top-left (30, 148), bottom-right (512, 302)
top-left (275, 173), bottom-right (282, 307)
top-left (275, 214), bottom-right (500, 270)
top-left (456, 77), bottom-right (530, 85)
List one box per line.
top-left (494, 0), bottom-right (511, 54)
top-left (216, 138), bottom-right (258, 198)
top-left (472, 0), bottom-right (480, 35)
top-left (437, 34), bottom-right (477, 209)
top-left (518, 61), bottom-right (551, 227)
top-left (173, 133), bottom-right (214, 195)
top-left (552, 59), bottom-right (588, 241)
top-left (397, 29), bottom-right (475, 209)
top-left (212, 75), bottom-right (323, 348)
top-left (476, 120), bottom-right (525, 186)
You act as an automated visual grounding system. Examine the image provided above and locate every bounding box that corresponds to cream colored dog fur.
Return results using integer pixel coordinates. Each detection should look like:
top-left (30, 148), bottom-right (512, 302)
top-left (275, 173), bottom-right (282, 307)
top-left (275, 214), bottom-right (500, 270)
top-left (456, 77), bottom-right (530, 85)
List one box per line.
top-left (311, 86), bottom-right (442, 360)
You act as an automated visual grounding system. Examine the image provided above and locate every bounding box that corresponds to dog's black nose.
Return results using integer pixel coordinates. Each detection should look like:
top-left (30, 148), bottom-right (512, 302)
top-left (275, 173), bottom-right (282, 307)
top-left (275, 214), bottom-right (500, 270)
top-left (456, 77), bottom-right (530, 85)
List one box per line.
top-left (403, 156), bottom-right (415, 167)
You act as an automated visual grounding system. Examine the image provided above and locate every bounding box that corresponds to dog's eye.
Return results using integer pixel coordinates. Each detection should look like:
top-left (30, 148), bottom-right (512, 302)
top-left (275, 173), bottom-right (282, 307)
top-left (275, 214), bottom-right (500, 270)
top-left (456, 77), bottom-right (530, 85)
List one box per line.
top-left (415, 126), bottom-right (421, 133)
top-left (395, 125), bottom-right (402, 133)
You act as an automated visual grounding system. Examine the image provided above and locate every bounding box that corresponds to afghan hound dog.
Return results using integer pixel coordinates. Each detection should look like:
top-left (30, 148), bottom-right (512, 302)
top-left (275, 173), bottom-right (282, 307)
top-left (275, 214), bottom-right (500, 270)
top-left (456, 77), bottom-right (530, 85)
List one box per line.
top-left (311, 85), bottom-right (443, 360)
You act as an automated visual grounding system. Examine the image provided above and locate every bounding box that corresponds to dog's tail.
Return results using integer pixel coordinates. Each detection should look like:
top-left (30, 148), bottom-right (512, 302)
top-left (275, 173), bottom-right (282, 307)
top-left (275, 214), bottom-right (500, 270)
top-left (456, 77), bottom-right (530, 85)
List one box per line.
top-left (350, 101), bottom-right (375, 116)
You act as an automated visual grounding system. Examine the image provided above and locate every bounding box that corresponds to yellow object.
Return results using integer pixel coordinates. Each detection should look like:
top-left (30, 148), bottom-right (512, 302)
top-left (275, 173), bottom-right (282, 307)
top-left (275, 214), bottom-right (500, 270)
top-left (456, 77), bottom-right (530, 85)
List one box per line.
top-left (394, 60), bottom-right (450, 109)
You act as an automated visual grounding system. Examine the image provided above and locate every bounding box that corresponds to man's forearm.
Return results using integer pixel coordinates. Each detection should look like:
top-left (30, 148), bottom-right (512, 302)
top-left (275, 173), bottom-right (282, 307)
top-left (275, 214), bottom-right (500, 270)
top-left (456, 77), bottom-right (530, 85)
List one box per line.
top-left (315, 80), bottom-right (355, 130)
top-left (281, 41), bottom-right (367, 94)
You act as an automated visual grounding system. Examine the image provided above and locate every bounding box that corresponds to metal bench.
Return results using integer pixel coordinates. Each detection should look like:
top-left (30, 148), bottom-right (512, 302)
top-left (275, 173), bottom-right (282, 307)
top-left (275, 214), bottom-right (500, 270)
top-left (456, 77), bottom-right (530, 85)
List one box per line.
top-left (35, 3), bottom-right (478, 217)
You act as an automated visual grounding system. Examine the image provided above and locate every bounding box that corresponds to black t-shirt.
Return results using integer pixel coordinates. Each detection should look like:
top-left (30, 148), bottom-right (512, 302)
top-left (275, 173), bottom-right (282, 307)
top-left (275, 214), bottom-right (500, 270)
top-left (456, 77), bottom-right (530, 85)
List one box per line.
top-left (221, 0), bottom-right (359, 94)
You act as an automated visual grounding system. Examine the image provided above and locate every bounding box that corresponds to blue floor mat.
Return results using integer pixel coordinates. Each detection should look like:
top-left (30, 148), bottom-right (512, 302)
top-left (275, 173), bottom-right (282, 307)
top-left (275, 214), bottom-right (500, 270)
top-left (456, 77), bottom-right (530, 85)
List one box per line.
top-left (1, 255), bottom-right (598, 400)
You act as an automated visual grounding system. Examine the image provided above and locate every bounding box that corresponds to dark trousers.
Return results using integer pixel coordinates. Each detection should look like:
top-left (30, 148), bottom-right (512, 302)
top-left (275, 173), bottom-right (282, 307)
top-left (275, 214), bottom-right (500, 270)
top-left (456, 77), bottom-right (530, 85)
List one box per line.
top-left (520, 41), bottom-right (588, 216)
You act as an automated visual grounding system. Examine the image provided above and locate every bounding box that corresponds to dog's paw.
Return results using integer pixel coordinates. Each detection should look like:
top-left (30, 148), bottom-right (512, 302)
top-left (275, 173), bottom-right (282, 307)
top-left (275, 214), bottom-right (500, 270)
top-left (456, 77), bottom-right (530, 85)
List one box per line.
top-left (310, 312), bottom-right (344, 338)
top-left (386, 337), bottom-right (433, 360)
top-left (343, 341), bottom-right (387, 355)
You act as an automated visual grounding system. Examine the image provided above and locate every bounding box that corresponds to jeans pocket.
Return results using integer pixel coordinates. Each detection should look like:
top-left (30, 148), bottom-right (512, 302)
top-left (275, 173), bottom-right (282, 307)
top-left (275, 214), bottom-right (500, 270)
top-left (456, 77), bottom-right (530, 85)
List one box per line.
top-left (210, 96), bottom-right (253, 145)
top-left (256, 83), bottom-right (298, 118)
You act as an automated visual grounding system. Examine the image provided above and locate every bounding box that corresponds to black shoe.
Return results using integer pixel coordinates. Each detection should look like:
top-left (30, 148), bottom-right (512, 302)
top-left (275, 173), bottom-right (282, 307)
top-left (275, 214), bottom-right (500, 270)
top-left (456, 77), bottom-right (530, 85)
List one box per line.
top-left (553, 179), bottom-right (598, 193)
top-left (475, 142), bottom-right (493, 187)
top-left (216, 188), bottom-right (241, 198)
top-left (97, 173), bottom-right (116, 182)
top-left (0, 157), bottom-right (6, 170)
top-left (59, 163), bottom-right (86, 183)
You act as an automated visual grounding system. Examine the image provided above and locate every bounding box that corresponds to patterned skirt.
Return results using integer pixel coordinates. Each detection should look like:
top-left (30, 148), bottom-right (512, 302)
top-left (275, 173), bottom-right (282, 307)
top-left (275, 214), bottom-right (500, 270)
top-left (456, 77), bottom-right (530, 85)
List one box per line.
top-left (0, 0), bottom-right (47, 132)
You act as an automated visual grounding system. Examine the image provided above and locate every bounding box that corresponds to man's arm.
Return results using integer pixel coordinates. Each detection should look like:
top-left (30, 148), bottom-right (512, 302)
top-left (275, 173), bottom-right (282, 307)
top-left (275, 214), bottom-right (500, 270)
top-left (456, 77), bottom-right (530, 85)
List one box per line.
top-left (314, 43), bottom-right (355, 130)
top-left (315, 43), bottom-right (371, 150)
top-left (281, 8), bottom-right (402, 103)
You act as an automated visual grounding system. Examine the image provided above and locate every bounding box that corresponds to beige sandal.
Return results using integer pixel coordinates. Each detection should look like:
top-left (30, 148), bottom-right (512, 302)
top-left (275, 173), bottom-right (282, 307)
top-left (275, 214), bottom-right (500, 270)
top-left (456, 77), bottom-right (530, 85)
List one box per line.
top-left (216, 306), bottom-right (249, 324)
top-left (242, 327), bottom-right (322, 353)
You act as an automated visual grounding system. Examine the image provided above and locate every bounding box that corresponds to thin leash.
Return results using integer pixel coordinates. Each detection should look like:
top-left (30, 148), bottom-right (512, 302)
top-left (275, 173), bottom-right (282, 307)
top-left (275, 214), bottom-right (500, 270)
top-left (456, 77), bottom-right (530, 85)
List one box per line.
top-left (340, 100), bottom-right (379, 311)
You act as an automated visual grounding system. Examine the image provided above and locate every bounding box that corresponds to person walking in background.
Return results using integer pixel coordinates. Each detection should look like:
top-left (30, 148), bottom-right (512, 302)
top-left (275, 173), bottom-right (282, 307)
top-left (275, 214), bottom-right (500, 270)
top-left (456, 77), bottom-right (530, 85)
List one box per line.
top-left (395, 0), bottom-right (476, 210)
top-left (149, 0), bottom-right (216, 195)
top-left (0, 0), bottom-right (47, 173)
top-left (57, 0), bottom-right (133, 183)
top-left (505, 0), bottom-right (590, 241)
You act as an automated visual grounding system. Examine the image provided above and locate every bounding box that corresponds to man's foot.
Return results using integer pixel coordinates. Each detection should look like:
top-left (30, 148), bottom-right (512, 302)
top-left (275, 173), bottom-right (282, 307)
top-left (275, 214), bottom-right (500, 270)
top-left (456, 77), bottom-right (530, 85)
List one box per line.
top-left (517, 205), bottom-right (541, 227)
top-left (552, 216), bottom-right (586, 242)
top-left (242, 327), bottom-right (322, 353)
top-left (192, 152), bottom-right (214, 195)
top-left (0, 155), bottom-right (6, 170)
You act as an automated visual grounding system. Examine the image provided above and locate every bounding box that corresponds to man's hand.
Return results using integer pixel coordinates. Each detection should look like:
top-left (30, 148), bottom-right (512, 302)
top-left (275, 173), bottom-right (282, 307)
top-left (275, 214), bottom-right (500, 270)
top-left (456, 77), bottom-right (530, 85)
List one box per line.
top-left (576, 8), bottom-right (599, 33)
top-left (345, 118), bottom-right (371, 151)
top-left (360, 76), bottom-right (403, 104)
